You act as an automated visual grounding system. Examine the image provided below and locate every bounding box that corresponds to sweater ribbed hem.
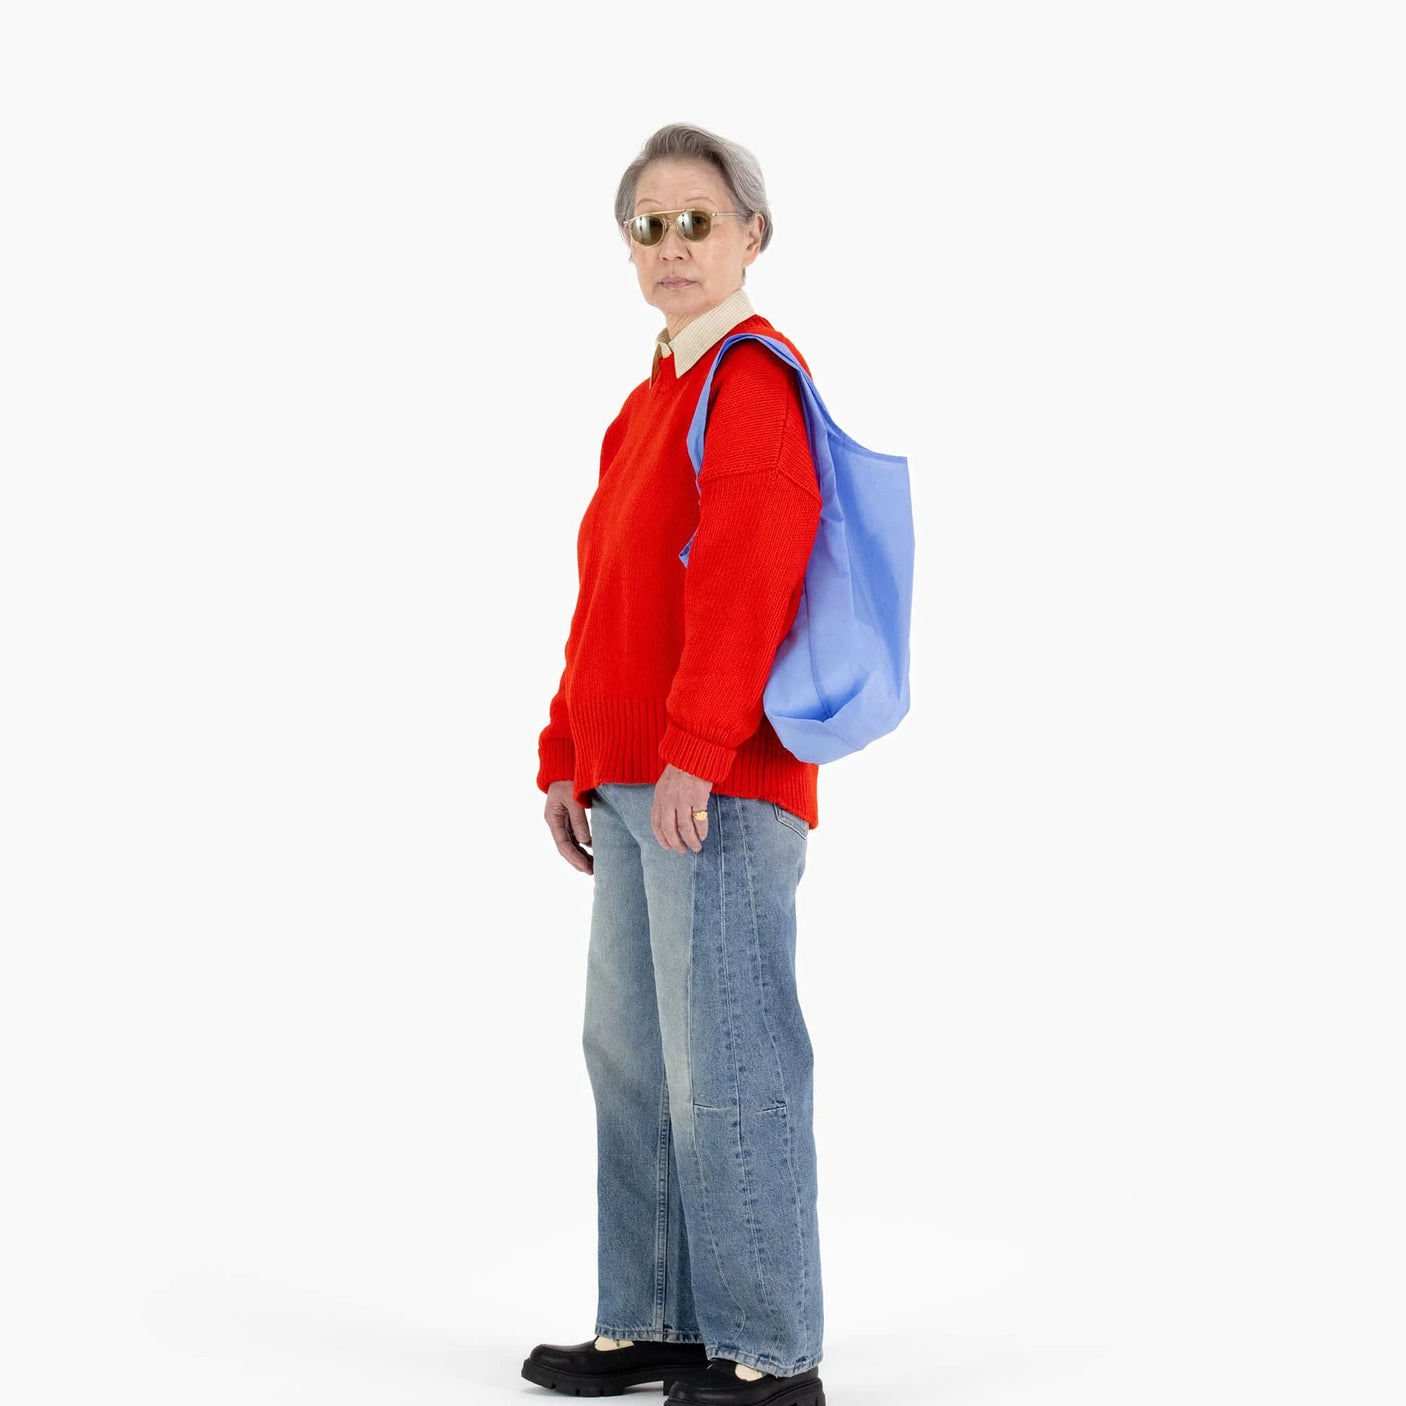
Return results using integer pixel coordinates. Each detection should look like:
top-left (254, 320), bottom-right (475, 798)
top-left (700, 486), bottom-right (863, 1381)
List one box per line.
top-left (566, 694), bottom-right (819, 830)
top-left (535, 738), bottom-right (575, 794)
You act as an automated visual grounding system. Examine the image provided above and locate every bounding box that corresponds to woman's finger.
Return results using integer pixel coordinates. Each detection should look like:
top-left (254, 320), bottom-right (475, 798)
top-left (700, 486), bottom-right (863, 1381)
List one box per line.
top-left (547, 802), bottom-right (593, 873)
top-left (655, 800), bottom-right (685, 853)
top-left (679, 804), bottom-right (706, 853)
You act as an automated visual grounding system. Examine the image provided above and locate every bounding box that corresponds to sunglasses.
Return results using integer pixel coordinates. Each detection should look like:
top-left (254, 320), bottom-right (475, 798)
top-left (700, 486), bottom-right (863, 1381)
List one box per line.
top-left (622, 208), bottom-right (744, 247)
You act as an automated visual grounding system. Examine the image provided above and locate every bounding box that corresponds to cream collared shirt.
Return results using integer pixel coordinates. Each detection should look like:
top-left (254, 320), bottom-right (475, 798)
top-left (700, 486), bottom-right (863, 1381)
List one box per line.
top-left (650, 284), bottom-right (756, 383)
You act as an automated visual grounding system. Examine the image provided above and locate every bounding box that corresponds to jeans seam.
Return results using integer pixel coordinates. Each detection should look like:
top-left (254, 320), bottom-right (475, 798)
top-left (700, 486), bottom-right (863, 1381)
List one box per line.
top-left (654, 1076), bottom-right (670, 1332)
top-left (686, 819), bottom-right (748, 1336)
top-left (723, 794), bottom-right (774, 1331)
top-left (737, 796), bottom-right (792, 1336)
top-left (710, 1344), bottom-right (824, 1374)
top-left (594, 1323), bottom-right (707, 1344)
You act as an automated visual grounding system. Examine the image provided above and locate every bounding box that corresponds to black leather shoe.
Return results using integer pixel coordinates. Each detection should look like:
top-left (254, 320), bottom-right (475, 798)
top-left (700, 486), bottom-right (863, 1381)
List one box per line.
top-left (521, 1337), bottom-right (711, 1396)
top-left (664, 1358), bottom-right (825, 1406)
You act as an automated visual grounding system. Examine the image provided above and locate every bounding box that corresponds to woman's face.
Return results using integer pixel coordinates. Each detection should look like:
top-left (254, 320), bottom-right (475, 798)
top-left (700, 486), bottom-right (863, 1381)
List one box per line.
top-left (625, 158), bottom-right (763, 332)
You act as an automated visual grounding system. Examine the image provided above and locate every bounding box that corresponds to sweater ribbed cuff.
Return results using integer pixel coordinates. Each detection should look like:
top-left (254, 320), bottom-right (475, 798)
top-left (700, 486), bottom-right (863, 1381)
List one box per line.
top-left (658, 723), bottom-right (737, 786)
top-left (536, 738), bottom-right (576, 794)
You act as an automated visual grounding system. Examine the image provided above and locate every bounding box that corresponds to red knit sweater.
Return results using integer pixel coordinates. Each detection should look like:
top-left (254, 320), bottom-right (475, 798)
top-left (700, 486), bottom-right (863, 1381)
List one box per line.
top-left (535, 311), bottom-right (823, 828)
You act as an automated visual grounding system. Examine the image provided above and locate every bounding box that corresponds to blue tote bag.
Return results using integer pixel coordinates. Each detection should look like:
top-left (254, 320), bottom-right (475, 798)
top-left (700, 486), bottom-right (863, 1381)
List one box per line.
top-left (678, 332), bottom-right (914, 764)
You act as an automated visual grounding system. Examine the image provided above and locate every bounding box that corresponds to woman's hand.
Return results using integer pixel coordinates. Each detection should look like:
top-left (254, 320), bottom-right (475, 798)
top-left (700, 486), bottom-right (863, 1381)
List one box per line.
top-left (544, 779), bottom-right (593, 874)
top-left (652, 763), bottom-right (714, 854)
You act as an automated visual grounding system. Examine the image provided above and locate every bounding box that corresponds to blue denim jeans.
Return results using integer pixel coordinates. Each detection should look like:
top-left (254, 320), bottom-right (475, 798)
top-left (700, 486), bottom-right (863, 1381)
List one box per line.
top-left (582, 782), bottom-right (824, 1377)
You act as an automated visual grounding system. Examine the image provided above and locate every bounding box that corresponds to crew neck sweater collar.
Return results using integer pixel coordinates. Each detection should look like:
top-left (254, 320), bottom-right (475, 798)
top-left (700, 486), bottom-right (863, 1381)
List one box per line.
top-left (651, 285), bottom-right (755, 383)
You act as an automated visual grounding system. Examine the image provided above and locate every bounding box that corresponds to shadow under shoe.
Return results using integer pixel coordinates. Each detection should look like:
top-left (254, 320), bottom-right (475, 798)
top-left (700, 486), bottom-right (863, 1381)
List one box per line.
top-left (522, 1337), bottom-right (711, 1397)
top-left (665, 1358), bottom-right (825, 1406)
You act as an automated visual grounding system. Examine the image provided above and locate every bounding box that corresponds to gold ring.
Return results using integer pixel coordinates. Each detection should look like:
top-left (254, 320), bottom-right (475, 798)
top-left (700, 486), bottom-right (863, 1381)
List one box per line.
top-left (692, 809), bottom-right (708, 821)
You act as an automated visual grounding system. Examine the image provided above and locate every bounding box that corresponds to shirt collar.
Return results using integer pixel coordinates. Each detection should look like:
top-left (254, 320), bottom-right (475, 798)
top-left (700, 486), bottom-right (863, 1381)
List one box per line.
top-left (651, 285), bottom-right (756, 382)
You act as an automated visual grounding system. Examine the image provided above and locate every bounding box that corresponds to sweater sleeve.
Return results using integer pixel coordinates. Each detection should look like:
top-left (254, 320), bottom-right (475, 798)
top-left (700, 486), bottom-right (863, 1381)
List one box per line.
top-left (536, 387), bottom-right (642, 794)
top-left (535, 651), bottom-right (576, 793)
top-left (658, 342), bottom-right (821, 784)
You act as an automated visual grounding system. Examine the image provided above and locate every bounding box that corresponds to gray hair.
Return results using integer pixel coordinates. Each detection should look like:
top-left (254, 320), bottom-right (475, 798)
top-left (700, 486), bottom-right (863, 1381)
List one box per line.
top-left (614, 124), bottom-right (774, 279)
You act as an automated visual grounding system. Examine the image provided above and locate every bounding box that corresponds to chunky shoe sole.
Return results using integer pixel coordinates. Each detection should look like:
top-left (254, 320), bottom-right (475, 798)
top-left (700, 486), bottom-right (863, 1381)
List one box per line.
top-left (664, 1367), bottom-right (826, 1406)
top-left (520, 1357), bottom-right (712, 1396)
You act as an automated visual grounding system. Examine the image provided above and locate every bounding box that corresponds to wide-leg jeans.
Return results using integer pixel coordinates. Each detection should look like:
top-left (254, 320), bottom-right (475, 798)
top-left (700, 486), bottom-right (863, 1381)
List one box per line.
top-left (581, 781), bottom-right (824, 1377)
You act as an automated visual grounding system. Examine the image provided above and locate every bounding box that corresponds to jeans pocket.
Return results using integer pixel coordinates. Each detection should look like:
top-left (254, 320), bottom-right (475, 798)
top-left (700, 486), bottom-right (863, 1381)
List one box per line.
top-left (772, 801), bottom-right (809, 837)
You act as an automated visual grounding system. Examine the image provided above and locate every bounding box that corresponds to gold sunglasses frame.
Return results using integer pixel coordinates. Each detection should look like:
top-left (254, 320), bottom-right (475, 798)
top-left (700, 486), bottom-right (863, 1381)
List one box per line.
top-left (621, 208), bottom-right (744, 246)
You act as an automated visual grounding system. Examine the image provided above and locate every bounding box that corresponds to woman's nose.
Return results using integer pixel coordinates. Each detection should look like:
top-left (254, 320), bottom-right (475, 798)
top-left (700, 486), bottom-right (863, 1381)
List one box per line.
top-left (656, 221), bottom-right (690, 256)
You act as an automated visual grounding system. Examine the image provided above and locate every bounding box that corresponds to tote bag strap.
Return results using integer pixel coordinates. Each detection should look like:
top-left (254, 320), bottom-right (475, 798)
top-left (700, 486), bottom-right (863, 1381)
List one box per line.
top-left (685, 332), bottom-right (836, 477)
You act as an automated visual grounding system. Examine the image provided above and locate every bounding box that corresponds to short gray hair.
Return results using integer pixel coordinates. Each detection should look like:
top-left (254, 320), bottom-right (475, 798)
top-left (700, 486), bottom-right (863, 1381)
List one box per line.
top-left (615, 123), bottom-right (774, 275)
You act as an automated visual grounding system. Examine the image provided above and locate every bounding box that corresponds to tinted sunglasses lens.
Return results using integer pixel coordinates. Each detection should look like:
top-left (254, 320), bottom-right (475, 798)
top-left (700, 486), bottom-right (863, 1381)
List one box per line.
top-left (628, 211), bottom-right (716, 244)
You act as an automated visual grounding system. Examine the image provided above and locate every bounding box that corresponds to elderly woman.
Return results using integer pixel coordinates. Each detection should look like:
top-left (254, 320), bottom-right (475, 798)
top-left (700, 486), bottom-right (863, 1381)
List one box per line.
top-left (524, 124), bottom-right (826, 1406)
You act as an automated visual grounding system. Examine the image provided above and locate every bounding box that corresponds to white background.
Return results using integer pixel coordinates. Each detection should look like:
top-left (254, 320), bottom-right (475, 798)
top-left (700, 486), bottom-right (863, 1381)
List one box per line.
top-left (2, 3), bottom-right (1401, 1403)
